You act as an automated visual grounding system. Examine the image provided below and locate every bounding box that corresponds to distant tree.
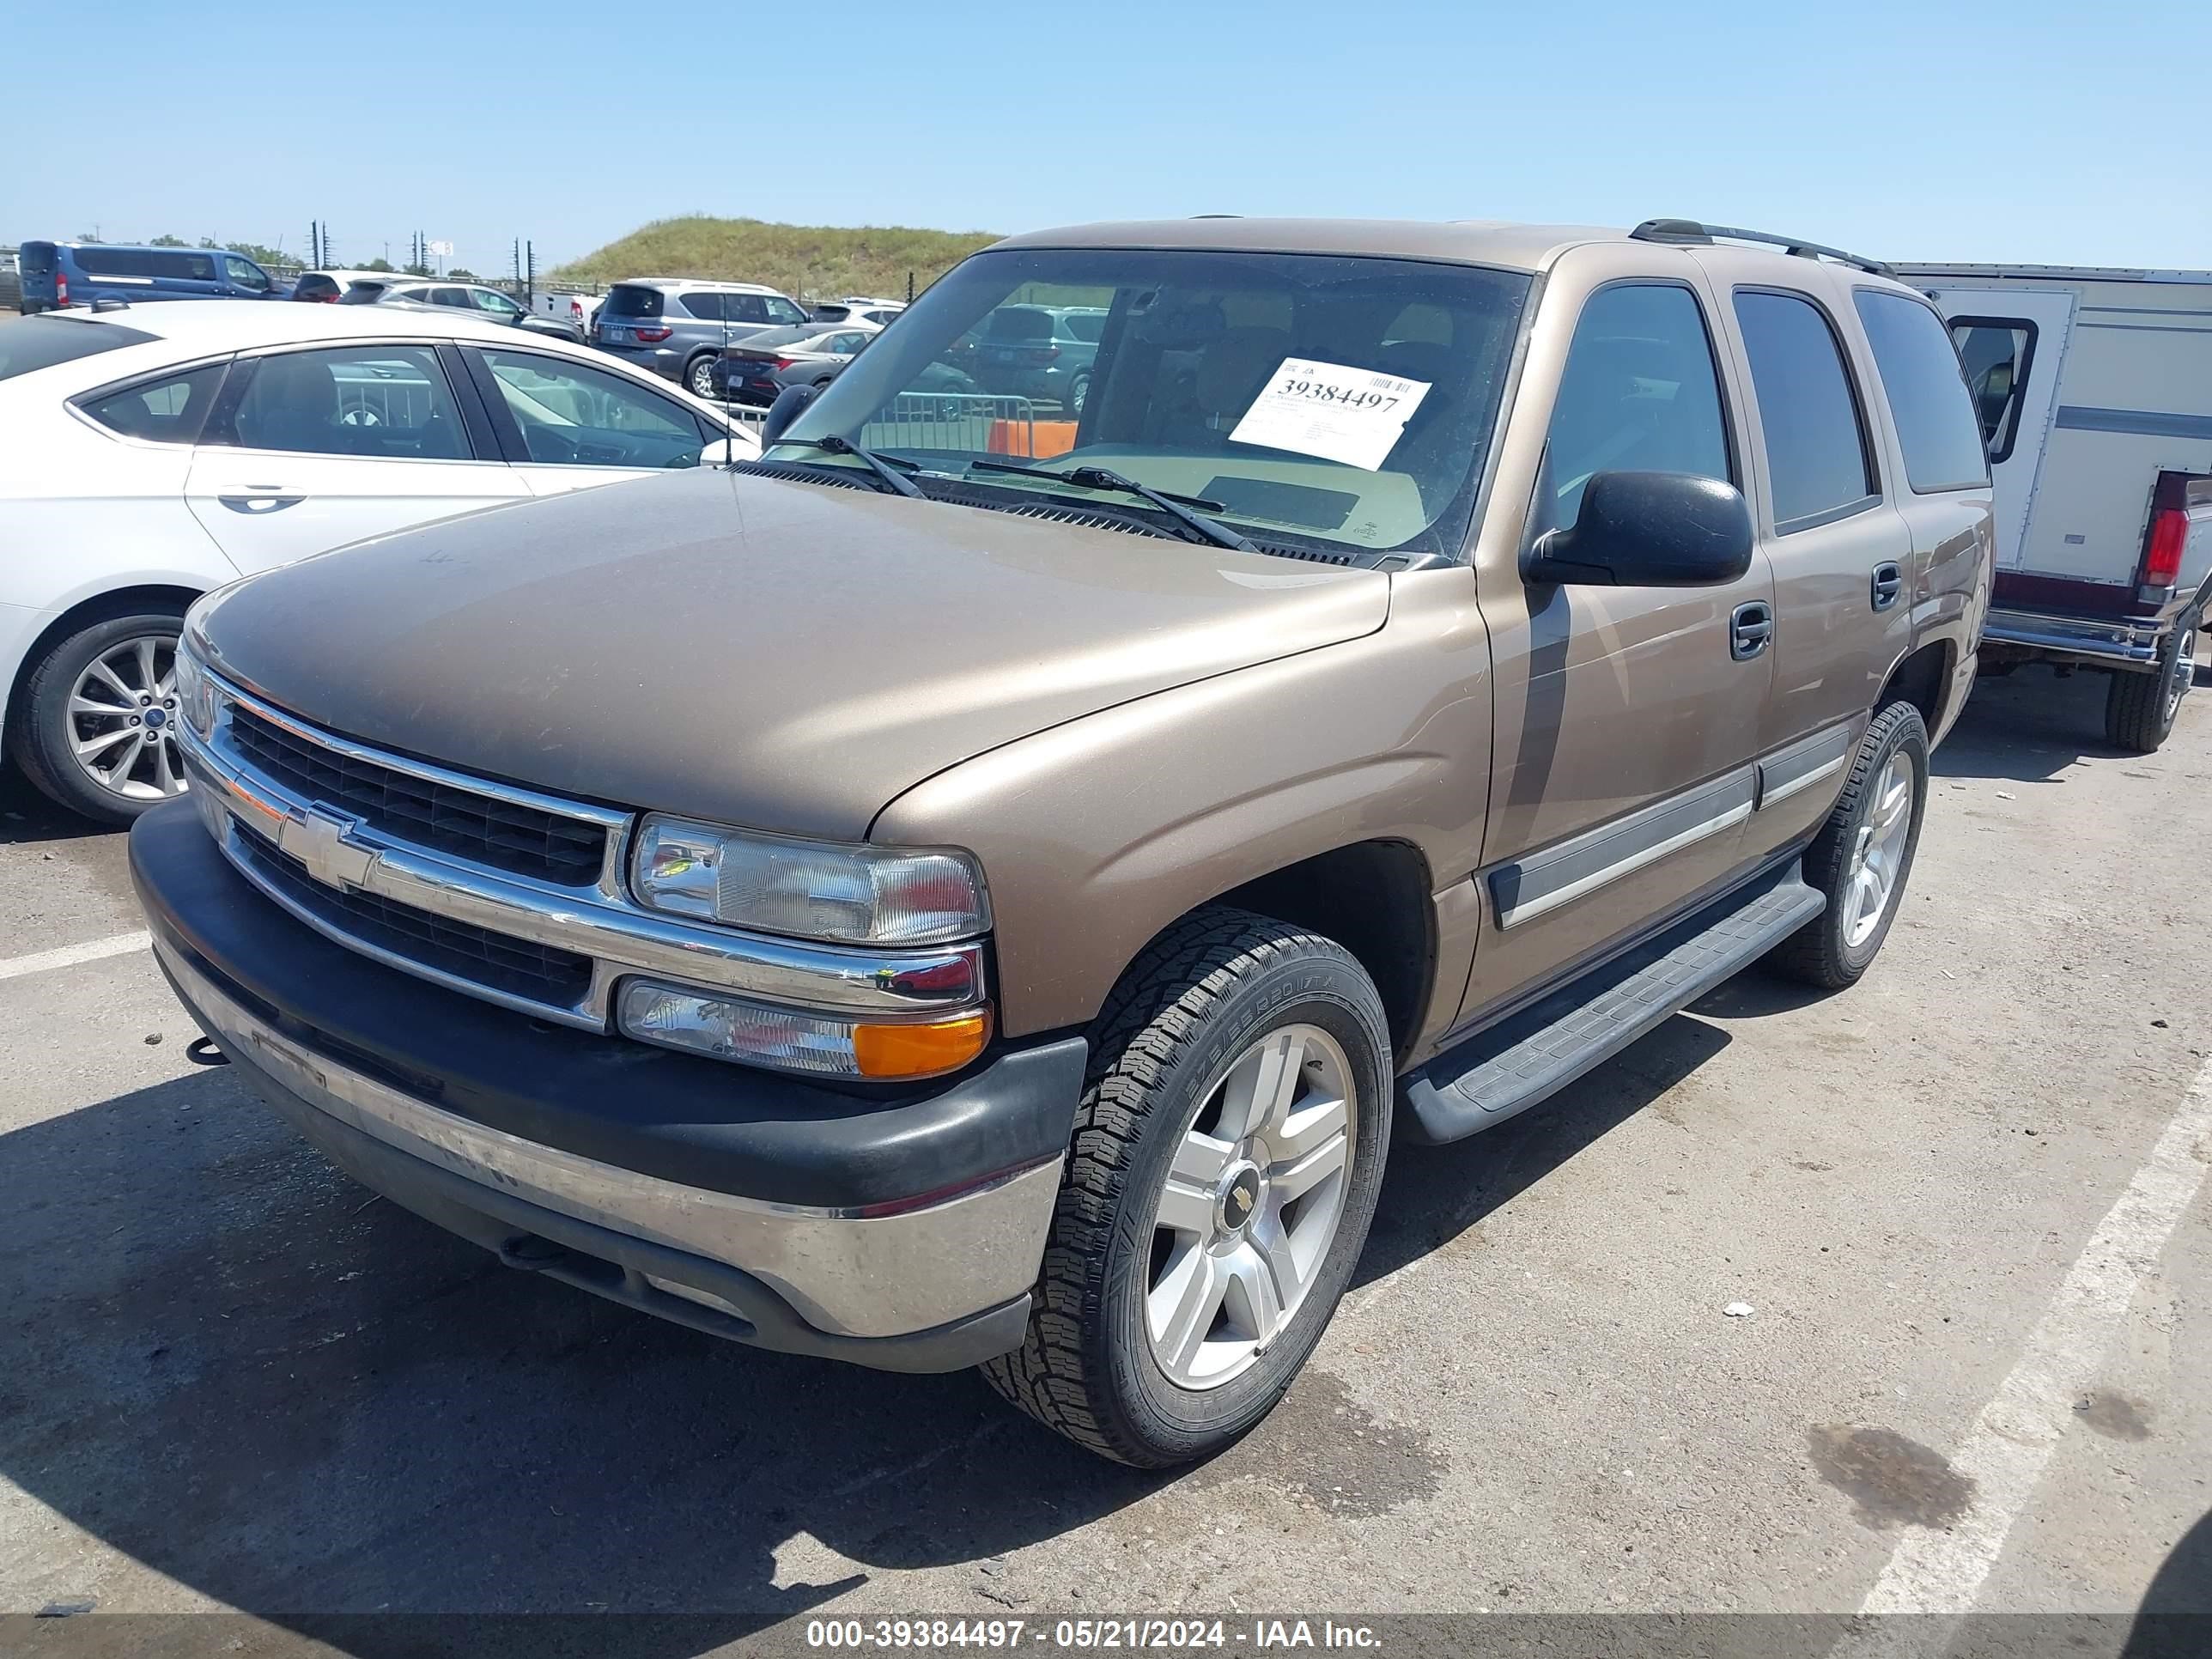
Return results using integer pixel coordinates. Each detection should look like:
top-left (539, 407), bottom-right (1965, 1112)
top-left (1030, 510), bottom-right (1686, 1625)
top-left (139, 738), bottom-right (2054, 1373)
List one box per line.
top-left (447, 266), bottom-right (479, 281)
top-left (149, 234), bottom-right (189, 247)
top-left (404, 264), bottom-right (432, 277)
top-left (363, 257), bottom-right (393, 272)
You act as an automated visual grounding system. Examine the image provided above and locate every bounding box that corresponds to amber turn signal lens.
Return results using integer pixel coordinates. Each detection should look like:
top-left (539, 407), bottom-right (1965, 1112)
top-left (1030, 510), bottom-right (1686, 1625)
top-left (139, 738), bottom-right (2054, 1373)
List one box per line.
top-left (854, 1010), bottom-right (992, 1079)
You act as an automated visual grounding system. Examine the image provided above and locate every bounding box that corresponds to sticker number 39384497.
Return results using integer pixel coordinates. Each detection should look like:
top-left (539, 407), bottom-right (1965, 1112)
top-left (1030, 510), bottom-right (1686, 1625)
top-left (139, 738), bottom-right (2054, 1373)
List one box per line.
top-left (1228, 357), bottom-right (1432, 471)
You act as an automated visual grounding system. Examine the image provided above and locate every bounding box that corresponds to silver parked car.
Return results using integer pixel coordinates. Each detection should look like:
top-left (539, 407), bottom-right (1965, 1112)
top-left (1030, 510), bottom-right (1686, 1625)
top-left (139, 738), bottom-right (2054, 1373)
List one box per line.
top-left (592, 279), bottom-right (812, 398)
top-left (344, 280), bottom-right (578, 343)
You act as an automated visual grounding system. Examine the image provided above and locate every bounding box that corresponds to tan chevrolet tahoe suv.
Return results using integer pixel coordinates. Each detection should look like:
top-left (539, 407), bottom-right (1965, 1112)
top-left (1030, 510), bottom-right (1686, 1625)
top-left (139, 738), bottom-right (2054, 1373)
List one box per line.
top-left (133, 216), bottom-right (1994, 1467)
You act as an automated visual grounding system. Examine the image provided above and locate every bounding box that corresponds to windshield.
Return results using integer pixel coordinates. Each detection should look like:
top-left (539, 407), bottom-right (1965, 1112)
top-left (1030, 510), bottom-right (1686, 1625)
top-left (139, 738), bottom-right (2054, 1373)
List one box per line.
top-left (768, 246), bottom-right (1531, 561)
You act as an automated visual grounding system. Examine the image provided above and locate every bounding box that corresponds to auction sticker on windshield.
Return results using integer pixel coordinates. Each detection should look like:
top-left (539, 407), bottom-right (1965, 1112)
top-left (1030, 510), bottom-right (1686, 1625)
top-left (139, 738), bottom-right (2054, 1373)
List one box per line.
top-left (1229, 358), bottom-right (1431, 471)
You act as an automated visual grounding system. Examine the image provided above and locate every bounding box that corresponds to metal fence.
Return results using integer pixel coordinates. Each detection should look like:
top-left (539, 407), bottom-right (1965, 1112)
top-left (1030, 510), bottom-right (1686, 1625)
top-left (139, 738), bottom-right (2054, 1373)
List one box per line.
top-left (862, 392), bottom-right (1048, 455)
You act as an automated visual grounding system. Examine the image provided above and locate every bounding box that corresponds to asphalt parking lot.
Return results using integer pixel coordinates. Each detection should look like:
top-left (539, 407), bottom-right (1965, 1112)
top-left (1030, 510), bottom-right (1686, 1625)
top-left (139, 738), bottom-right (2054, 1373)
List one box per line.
top-left (2, 659), bottom-right (2208, 1653)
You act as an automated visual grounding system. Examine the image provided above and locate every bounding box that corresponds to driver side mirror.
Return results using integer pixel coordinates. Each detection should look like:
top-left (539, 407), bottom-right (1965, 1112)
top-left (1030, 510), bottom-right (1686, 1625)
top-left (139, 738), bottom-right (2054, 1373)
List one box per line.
top-left (1522, 471), bottom-right (1754, 587)
top-left (760, 381), bottom-right (819, 446)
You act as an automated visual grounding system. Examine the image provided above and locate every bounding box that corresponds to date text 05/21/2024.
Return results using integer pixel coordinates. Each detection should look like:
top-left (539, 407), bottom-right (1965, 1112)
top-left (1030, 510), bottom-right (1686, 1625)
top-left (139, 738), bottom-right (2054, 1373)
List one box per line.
top-left (803, 1619), bottom-right (1383, 1650)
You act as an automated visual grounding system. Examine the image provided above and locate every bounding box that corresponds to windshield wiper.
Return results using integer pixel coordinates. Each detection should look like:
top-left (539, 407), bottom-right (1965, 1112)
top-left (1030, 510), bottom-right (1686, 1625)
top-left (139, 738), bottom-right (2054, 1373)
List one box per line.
top-left (774, 434), bottom-right (923, 498)
top-left (966, 459), bottom-right (1255, 552)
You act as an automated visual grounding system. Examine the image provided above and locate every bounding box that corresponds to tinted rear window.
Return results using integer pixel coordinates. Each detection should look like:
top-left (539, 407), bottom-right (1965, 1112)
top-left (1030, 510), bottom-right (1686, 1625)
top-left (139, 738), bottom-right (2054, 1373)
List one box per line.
top-left (985, 306), bottom-right (1052, 341)
top-left (1732, 290), bottom-right (1877, 530)
top-left (21, 242), bottom-right (56, 275)
top-left (0, 316), bottom-right (155, 381)
top-left (602, 284), bottom-right (665, 319)
top-left (1854, 290), bottom-right (1990, 493)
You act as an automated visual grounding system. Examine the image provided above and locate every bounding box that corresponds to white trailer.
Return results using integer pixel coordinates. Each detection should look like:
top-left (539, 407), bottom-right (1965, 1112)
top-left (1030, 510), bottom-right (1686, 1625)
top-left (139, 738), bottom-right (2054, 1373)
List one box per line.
top-left (1895, 262), bottom-right (2212, 750)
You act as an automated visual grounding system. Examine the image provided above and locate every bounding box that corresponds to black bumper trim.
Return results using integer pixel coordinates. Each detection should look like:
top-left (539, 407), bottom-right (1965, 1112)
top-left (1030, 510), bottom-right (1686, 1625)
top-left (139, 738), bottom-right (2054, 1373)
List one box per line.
top-left (203, 1006), bottom-right (1028, 1373)
top-left (130, 799), bottom-right (1086, 1211)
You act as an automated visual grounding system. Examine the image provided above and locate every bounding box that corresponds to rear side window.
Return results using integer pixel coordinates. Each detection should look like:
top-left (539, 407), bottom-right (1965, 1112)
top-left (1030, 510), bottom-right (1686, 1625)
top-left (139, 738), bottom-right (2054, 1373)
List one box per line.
top-left (602, 284), bottom-right (664, 319)
top-left (1060, 312), bottom-right (1105, 343)
top-left (1856, 290), bottom-right (1990, 492)
top-left (680, 292), bottom-right (726, 319)
top-left (222, 345), bottom-right (471, 460)
top-left (987, 306), bottom-right (1053, 341)
top-left (1948, 317), bottom-right (2036, 465)
top-left (80, 248), bottom-right (152, 278)
top-left (1732, 290), bottom-right (1877, 532)
top-left (1540, 282), bottom-right (1733, 534)
top-left (727, 295), bottom-right (772, 325)
top-left (0, 316), bottom-right (155, 380)
top-left (78, 362), bottom-right (228, 443)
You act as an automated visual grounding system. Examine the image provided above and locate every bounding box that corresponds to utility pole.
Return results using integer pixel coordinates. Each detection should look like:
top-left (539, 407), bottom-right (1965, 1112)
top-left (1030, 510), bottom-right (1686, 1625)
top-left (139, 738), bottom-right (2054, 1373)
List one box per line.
top-left (526, 240), bottom-right (536, 304)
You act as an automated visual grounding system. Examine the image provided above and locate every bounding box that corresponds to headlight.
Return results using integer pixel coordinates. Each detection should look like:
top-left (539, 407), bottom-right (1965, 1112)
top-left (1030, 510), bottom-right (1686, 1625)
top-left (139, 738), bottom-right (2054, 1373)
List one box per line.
top-left (174, 637), bottom-right (216, 737)
top-left (629, 815), bottom-right (990, 945)
top-left (617, 981), bottom-right (990, 1080)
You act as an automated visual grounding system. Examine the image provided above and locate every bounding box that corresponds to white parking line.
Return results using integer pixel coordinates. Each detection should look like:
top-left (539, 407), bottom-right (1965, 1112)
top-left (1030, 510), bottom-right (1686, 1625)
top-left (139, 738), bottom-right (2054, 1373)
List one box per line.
top-left (0, 930), bottom-right (152, 982)
top-left (1850, 1052), bottom-right (2212, 1635)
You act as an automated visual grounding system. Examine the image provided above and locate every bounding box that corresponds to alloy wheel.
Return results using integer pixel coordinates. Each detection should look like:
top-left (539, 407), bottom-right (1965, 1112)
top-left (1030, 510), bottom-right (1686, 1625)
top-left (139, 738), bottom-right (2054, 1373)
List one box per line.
top-left (1144, 1023), bottom-right (1356, 1391)
top-left (66, 634), bottom-right (187, 804)
top-left (1839, 750), bottom-right (1914, 950)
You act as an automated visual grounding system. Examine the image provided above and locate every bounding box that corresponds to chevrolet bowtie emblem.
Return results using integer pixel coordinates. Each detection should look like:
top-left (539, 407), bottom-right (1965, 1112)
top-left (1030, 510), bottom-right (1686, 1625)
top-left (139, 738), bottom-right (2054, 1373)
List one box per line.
top-left (277, 806), bottom-right (378, 891)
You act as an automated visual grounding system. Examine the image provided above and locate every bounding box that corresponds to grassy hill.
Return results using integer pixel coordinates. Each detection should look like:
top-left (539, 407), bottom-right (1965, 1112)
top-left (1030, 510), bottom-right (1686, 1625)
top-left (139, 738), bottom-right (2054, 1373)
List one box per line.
top-left (549, 216), bottom-right (1002, 301)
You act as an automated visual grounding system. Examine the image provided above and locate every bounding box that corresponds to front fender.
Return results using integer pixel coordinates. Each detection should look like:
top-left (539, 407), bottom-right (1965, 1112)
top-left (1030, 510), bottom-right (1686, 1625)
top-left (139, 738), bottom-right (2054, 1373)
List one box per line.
top-left (869, 570), bottom-right (1493, 1039)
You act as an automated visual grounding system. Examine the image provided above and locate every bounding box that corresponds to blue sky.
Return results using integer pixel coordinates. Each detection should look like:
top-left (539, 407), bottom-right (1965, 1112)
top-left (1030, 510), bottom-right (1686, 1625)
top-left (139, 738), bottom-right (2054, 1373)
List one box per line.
top-left (10, 0), bottom-right (2208, 273)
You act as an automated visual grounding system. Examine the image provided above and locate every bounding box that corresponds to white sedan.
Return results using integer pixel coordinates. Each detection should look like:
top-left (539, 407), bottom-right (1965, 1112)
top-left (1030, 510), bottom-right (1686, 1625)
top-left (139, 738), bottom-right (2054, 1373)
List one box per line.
top-left (0, 301), bottom-right (758, 823)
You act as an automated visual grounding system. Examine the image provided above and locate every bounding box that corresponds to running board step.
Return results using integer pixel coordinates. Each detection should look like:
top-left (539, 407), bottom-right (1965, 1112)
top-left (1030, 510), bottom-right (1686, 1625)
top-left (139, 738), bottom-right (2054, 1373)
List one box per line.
top-left (1401, 865), bottom-right (1825, 1145)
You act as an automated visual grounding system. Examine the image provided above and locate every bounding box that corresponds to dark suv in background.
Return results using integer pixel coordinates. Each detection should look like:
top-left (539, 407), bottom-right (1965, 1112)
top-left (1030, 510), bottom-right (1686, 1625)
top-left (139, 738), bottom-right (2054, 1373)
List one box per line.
top-left (592, 279), bottom-right (811, 398)
top-left (967, 303), bottom-right (1107, 412)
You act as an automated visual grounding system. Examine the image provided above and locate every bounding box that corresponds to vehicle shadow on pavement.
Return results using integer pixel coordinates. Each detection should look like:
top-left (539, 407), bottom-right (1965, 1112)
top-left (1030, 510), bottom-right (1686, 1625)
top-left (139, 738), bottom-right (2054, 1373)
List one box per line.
top-left (0, 1013), bottom-right (1748, 1644)
top-left (2122, 1503), bottom-right (2212, 1655)
top-left (0, 764), bottom-right (110, 848)
top-left (1933, 666), bottom-right (2164, 785)
top-left (1357, 1012), bottom-right (1732, 1286)
top-left (0, 1066), bottom-right (1160, 1647)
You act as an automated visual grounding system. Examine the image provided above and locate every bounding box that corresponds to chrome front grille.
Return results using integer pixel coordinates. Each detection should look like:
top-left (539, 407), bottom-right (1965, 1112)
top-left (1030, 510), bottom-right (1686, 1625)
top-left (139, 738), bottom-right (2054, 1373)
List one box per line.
top-left (227, 702), bottom-right (608, 886)
top-left (234, 822), bottom-right (594, 1008)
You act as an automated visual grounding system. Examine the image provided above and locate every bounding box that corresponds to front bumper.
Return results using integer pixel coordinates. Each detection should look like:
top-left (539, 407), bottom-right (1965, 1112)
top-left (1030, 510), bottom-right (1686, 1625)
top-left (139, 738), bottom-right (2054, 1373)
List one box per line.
top-left (131, 802), bottom-right (1085, 1371)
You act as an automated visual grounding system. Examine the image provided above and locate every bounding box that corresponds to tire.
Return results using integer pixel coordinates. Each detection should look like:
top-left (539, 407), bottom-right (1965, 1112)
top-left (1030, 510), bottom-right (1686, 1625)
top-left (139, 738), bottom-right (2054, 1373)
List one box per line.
top-left (982, 906), bottom-right (1392, 1468)
top-left (1068, 371), bottom-right (1090, 416)
top-left (2104, 614), bottom-right (2197, 753)
top-left (1769, 700), bottom-right (1929, 991)
top-left (685, 355), bottom-right (718, 399)
top-left (9, 605), bottom-right (191, 825)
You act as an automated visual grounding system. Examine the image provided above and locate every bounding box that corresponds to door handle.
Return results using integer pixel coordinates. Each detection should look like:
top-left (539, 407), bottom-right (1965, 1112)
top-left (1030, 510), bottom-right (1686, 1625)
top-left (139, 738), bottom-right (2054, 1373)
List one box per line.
top-left (216, 492), bottom-right (305, 514)
top-left (1730, 601), bottom-right (1773, 660)
top-left (1872, 562), bottom-right (1904, 611)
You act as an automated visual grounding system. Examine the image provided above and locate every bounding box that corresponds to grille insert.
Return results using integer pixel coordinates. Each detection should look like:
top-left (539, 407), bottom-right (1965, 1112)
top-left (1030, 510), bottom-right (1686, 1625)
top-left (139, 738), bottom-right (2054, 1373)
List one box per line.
top-left (234, 823), bottom-right (593, 1009)
top-left (226, 705), bottom-right (606, 886)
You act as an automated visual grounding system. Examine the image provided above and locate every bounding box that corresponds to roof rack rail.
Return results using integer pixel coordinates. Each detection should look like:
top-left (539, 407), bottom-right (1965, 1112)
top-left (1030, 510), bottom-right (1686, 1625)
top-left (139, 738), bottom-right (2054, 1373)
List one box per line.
top-left (1628, 218), bottom-right (1893, 277)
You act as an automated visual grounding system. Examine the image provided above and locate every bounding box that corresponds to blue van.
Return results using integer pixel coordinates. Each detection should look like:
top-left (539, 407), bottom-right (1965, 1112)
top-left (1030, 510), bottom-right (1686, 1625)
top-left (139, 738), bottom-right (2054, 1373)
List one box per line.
top-left (16, 241), bottom-right (289, 312)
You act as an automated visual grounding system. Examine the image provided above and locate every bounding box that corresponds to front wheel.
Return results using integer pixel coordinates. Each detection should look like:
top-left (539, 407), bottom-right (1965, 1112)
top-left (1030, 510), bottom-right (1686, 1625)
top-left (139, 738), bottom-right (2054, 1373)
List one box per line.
top-left (982, 907), bottom-right (1391, 1468)
top-left (685, 356), bottom-right (719, 399)
top-left (1768, 700), bottom-right (1929, 990)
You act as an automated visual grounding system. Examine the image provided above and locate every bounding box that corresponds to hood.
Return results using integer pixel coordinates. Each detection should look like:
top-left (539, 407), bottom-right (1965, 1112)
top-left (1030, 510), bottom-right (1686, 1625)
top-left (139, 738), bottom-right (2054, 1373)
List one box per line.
top-left (194, 468), bottom-right (1390, 841)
